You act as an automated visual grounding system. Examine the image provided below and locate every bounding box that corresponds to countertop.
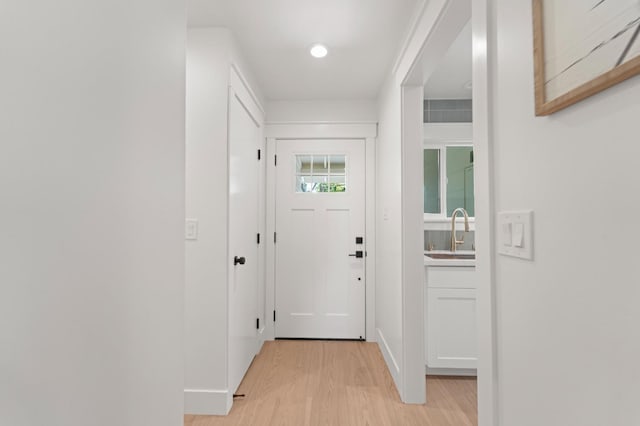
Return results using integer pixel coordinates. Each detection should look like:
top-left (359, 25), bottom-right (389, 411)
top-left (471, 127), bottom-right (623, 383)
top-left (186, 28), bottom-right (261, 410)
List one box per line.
top-left (424, 250), bottom-right (477, 267)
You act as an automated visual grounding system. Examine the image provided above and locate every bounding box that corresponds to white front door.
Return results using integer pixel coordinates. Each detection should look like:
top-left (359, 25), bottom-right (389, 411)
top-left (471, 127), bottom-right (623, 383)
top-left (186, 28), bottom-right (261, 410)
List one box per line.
top-left (228, 87), bottom-right (260, 393)
top-left (275, 139), bottom-right (366, 339)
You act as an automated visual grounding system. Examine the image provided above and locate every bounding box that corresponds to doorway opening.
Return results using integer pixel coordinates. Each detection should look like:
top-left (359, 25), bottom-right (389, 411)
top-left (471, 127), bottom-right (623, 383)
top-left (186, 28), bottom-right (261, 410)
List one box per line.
top-left (400, 0), bottom-right (496, 424)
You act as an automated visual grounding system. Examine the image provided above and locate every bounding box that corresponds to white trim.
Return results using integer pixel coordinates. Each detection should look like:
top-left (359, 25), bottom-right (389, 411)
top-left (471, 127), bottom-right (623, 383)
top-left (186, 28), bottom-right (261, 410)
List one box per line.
top-left (229, 70), bottom-right (263, 127)
top-left (426, 367), bottom-right (477, 377)
top-left (472, 0), bottom-right (498, 424)
top-left (264, 137), bottom-right (277, 341)
top-left (230, 63), bottom-right (265, 117)
top-left (400, 85), bottom-right (426, 404)
top-left (424, 138), bottom-right (474, 146)
top-left (264, 123), bottom-right (377, 139)
top-left (266, 121), bottom-right (377, 126)
top-left (224, 76), bottom-right (232, 421)
top-left (391, 0), bottom-right (430, 77)
top-left (257, 132), bottom-right (268, 349)
top-left (376, 328), bottom-right (400, 387)
top-left (399, 0), bottom-right (470, 87)
top-left (184, 389), bottom-right (232, 416)
top-left (365, 137), bottom-right (376, 342)
top-left (265, 123), bottom-right (377, 342)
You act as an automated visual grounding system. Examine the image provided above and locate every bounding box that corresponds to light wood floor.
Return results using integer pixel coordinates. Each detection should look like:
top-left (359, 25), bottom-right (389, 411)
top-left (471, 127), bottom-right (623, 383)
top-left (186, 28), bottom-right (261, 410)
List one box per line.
top-left (184, 340), bottom-right (477, 426)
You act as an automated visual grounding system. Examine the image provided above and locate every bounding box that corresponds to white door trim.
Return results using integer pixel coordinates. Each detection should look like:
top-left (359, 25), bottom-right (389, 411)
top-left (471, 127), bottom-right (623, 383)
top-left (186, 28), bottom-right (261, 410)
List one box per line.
top-left (265, 122), bottom-right (377, 139)
top-left (264, 122), bottom-right (377, 342)
top-left (397, 0), bottom-right (497, 424)
top-left (400, 85), bottom-right (426, 404)
top-left (228, 65), bottom-right (268, 353)
top-left (227, 63), bottom-right (265, 399)
top-left (470, 1), bottom-right (498, 424)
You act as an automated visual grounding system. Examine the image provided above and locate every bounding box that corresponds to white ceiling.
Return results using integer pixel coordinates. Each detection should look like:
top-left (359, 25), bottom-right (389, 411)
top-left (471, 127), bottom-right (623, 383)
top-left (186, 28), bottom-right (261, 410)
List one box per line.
top-left (187, 0), bottom-right (420, 101)
top-left (424, 20), bottom-right (472, 99)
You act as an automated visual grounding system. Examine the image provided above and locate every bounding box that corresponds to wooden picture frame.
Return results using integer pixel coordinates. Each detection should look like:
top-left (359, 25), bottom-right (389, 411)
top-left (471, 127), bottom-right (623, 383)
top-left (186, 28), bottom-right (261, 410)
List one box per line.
top-left (533, 0), bottom-right (640, 116)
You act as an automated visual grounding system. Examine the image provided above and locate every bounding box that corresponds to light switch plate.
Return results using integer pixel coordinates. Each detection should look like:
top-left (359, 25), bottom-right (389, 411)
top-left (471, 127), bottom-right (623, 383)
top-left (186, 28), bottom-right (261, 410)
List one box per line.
top-left (497, 211), bottom-right (533, 260)
top-left (185, 219), bottom-right (198, 240)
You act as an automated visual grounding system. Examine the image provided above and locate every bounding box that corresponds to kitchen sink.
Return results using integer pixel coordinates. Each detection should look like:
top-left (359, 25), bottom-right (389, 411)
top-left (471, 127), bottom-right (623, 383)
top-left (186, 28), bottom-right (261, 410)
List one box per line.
top-left (425, 253), bottom-right (476, 260)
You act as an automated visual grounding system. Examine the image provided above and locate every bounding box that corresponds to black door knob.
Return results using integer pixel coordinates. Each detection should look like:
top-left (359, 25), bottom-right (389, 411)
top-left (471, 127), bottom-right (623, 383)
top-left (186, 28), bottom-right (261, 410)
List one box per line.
top-left (234, 256), bottom-right (246, 265)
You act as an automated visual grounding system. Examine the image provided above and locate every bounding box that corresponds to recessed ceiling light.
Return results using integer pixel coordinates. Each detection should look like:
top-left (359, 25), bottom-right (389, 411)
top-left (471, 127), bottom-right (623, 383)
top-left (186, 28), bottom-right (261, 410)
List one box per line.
top-left (310, 44), bottom-right (328, 58)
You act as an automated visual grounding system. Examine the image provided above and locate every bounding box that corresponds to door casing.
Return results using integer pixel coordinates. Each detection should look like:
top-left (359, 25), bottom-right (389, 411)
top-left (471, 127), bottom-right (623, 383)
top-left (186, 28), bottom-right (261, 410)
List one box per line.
top-left (397, 0), bottom-right (497, 422)
top-left (227, 64), bottom-right (266, 400)
top-left (273, 138), bottom-right (366, 339)
top-left (263, 123), bottom-right (377, 342)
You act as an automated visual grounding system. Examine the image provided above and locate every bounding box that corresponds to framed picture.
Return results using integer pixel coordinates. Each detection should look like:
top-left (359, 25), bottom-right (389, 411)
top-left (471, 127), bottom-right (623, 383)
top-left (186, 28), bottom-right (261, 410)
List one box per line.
top-left (532, 0), bottom-right (640, 115)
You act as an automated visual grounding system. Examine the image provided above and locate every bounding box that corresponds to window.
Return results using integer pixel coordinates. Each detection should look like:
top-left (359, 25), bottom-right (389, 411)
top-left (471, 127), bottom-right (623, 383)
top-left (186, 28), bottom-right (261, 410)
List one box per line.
top-left (295, 154), bottom-right (346, 193)
top-left (424, 145), bottom-right (474, 218)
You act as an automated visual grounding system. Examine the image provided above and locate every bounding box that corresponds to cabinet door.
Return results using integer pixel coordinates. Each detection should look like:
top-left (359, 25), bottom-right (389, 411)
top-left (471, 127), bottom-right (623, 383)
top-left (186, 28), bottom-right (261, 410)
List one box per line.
top-left (427, 288), bottom-right (477, 369)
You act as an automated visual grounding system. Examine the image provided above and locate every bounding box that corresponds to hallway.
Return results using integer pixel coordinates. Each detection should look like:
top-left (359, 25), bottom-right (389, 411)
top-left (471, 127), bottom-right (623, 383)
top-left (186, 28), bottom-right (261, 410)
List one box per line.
top-left (184, 341), bottom-right (477, 426)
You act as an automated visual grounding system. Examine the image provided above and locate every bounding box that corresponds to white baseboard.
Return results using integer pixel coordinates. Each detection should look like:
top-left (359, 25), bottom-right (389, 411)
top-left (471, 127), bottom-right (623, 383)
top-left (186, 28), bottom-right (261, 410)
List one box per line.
top-left (376, 328), bottom-right (401, 390)
top-left (184, 388), bottom-right (232, 415)
top-left (425, 366), bottom-right (477, 377)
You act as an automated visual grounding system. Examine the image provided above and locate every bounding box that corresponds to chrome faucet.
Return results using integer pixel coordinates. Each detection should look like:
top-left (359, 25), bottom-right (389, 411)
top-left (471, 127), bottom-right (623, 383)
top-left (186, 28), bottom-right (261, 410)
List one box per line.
top-left (450, 208), bottom-right (470, 252)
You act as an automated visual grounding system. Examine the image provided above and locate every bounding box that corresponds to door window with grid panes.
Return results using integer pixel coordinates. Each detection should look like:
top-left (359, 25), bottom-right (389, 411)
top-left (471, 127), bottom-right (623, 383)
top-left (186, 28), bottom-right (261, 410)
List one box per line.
top-left (295, 154), bottom-right (346, 193)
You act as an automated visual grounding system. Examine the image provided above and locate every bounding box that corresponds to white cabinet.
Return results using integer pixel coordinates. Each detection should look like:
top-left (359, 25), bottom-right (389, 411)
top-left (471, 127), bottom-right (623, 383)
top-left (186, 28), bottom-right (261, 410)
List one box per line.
top-left (425, 265), bottom-right (477, 370)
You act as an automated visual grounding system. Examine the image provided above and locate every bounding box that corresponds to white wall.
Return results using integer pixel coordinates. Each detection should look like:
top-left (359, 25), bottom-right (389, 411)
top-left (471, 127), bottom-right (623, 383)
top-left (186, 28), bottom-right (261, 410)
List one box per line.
top-left (0, 2), bottom-right (185, 426)
top-left (490, 2), bottom-right (640, 425)
top-left (185, 27), bottom-right (264, 415)
top-left (266, 100), bottom-right (377, 123)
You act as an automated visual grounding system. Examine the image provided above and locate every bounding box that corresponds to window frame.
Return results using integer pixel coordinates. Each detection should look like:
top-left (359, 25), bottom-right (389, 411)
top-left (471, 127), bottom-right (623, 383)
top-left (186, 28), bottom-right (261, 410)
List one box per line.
top-left (293, 153), bottom-right (348, 194)
top-left (423, 140), bottom-right (475, 224)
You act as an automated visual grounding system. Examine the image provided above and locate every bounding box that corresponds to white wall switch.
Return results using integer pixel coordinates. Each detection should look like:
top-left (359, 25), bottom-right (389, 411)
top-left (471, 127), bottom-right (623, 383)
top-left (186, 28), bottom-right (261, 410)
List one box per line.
top-left (512, 223), bottom-right (524, 248)
top-left (185, 219), bottom-right (198, 240)
top-left (502, 223), bottom-right (513, 247)
top-left (497, 211), bottom-right (533, 260)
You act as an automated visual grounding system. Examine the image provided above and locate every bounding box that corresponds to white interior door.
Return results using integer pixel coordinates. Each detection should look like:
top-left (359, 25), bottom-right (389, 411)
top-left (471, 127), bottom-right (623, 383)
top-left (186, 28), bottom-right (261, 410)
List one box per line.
top-left (228, 88), bottom-right (260, 393)
top-left (275, 139), bottom-right (366, 339)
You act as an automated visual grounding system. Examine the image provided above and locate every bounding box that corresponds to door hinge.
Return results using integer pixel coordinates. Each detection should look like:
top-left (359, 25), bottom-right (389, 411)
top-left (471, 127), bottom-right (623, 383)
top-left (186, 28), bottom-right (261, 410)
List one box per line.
top-left (256, 318), bottom-right (260, 329)
top-left (273, 310), bottom-right (276, 322)
top-left (258, 149), bottom-right (261, 160)
top-left (274, 155), bottom-right (277, 166)
top-left (257, 233), bottom-right (260, 244)
top-left (273, 232), bottom-right (277, 243)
